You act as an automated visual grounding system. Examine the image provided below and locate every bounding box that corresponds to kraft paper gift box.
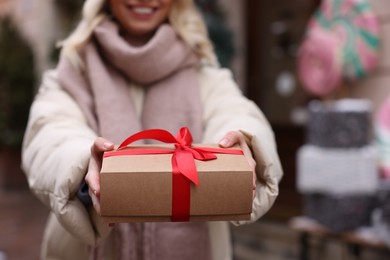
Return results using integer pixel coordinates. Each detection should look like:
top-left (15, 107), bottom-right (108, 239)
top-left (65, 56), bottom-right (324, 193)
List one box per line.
top-left (99, 128), bottom-right (253, 223)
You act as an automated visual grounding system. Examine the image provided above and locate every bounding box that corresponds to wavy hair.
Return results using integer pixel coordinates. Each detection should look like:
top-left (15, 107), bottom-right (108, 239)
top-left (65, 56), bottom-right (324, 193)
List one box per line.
top-left (59, 0), bottom-right (218, 70)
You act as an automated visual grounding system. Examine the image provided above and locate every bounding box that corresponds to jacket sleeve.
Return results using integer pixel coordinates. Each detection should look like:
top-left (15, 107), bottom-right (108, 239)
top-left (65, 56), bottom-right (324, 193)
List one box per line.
top-left (199, 66), bottom-right (283, 224)
top-left (21, 70), bottom-right (110, 245)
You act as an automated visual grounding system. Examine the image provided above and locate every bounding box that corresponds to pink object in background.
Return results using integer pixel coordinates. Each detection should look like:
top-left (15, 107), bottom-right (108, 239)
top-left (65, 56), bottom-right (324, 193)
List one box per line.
top-left (309, 0), bottom-right (381, 80)
top-left (298, 28), bottom-right (343, 96)
top-left (375, 97), bottom-right (390, 179)
top-left (298, 0), bottom-right (381, 97)
top-left (377, 97), bottom-right (390, 129)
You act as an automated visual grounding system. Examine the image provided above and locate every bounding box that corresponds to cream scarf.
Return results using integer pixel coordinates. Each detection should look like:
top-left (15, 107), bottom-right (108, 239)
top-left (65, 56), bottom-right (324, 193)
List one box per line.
top-left (57, 19), bottom-right (211, 260)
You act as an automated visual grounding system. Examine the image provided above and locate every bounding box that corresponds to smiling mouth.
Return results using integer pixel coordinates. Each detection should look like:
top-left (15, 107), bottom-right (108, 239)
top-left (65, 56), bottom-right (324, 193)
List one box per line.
top-left (132, 7), bottom-right (155, 15)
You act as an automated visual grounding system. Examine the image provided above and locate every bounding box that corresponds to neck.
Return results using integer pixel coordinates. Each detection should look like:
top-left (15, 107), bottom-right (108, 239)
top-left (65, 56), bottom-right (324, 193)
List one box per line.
top-left (123, 31), bottom-right (155, 47)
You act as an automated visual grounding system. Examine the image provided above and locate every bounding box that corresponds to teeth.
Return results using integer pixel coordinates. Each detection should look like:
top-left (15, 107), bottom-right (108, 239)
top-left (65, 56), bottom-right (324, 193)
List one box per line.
top-left (133, 7), bottom-right (153, 15)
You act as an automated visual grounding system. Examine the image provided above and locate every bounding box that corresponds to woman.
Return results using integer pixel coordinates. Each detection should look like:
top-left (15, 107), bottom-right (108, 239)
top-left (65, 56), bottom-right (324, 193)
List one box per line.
top-left (22, 0), bottom-right (283, 259)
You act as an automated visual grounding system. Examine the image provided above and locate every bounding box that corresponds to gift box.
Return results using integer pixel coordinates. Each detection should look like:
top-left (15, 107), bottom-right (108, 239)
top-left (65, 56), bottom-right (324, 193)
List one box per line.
top-left (303, 193), bottom-right (377, 232)
top-left (296, 144), bottom-right (379, 195)
top-left (100, 128), bottom-right (253, 223)
top-left (306, 99), bottom-right (372, 148)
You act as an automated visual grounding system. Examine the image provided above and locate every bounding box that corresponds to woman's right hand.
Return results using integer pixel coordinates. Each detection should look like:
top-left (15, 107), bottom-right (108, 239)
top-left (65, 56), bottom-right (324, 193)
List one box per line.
top-left (85, 137), bottom-right (114, 215)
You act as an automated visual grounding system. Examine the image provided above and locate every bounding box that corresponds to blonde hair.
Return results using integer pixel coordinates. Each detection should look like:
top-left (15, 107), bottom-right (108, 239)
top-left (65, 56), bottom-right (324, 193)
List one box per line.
top-left (59, 0), bottom-right (218, 70)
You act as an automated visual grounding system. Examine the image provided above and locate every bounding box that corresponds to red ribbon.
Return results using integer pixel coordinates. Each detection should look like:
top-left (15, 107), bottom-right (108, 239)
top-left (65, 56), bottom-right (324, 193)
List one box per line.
top-left (104, 127), bottom-right (243, 222)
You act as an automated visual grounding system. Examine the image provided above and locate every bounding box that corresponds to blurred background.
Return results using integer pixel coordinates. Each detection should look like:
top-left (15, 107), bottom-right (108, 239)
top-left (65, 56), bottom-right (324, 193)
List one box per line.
top-left (2, 0), bottom-right (390, 259)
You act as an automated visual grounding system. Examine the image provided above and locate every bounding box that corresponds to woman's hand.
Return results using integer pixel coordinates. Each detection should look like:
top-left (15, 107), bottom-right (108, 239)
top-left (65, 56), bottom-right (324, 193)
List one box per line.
top-left (85, 137), bottom-right (114, 215)
top-left (219, 131), bottom-right (257, 198)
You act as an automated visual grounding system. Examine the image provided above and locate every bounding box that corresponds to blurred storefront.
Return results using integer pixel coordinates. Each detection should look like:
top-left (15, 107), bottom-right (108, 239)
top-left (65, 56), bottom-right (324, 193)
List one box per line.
top-left (2, 0), bottom-right (390, 259)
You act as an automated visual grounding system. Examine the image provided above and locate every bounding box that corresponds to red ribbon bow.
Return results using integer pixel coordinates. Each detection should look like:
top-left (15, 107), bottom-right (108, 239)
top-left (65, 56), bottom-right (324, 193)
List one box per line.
top-left (104, 127), bottom-right (243, 221)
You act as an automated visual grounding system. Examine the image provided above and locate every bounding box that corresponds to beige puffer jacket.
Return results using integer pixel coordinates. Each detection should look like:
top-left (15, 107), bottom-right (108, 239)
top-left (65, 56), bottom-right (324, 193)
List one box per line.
top-left (22, 65), bottom-right (283, 260)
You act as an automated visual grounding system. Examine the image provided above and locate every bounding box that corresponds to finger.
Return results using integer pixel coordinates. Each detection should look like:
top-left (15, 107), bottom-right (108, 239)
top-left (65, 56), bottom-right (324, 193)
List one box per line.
top-left (219, 131), bottom-right (240, 147)
top-left (86, 138), bottom-right (114, 196)
top-left (89, 187), bottom-right (101, 215)
top-left (85, 137), bottom-right (114, 215)
top-left (85, 167), bottom-right (101, 197)
top-left (91, 137), bottom-right (115, 160)
top-left (86, 157), bottom-right (102, 197)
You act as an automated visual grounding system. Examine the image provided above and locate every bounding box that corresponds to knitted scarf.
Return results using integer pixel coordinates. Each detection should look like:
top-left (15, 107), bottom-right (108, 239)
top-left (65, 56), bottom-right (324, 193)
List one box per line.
top-left (57, 19), bottom-right (211, 260)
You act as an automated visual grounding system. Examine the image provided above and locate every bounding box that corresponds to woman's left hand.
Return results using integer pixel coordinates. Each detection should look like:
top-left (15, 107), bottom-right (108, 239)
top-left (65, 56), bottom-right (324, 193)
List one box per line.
top-left (219, 131), bottom-right (257, 199)
top-left (85, 137), bottom-right (115, 216)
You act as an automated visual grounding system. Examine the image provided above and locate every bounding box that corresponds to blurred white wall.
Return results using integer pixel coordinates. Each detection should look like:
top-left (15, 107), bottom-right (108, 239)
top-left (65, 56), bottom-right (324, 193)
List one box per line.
top-left (0, 0), bottom-right (61, 85)
top-left (9, 0), bottom-right (59, 84)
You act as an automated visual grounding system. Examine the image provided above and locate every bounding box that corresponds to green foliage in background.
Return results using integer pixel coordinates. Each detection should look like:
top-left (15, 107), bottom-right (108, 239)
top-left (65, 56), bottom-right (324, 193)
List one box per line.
top-left (195, 0), bottom-right (235, 68)
top-left (0, 18), bottom-right (35, 149)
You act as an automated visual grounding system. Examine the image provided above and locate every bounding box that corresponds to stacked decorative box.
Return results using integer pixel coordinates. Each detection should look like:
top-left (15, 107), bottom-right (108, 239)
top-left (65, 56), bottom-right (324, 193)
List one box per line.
top-left (297, 99), bottom-right (379, 232)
